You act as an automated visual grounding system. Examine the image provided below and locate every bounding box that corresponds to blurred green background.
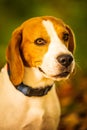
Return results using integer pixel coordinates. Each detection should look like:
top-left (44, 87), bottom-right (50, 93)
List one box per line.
top-left (0, 0), bottom-right (87, 129)
top-left (0, 0), bottom-right (87, 73)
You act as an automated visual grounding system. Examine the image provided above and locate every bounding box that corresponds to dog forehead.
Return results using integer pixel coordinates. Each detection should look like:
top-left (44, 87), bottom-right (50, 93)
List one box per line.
top-left (42, 20), bottom-right (65, 46)
top-left (42, 18), bottom-right (68, 40)
top-left (22, 18), bottom-right (51, 40)
top-left (22, 16), bottom-right (65, 34)
top-left (42, 20), bottom-right (58, 41)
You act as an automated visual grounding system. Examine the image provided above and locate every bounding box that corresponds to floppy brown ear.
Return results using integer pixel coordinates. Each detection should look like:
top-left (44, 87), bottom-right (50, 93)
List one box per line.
top-left (66, 25), bottom-right (76, 53)
top-left (6, 26), bottom-right (24, 86)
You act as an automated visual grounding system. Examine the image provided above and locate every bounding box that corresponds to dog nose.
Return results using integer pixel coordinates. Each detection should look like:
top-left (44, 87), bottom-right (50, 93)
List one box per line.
top-left (57, 54), bottom-right (73, 67)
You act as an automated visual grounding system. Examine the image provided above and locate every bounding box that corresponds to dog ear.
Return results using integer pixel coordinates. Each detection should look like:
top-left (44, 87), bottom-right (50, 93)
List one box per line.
top-left (66, 25), bottom-right (76, 53)
top-left (6, 26), bottom-right (24, 86)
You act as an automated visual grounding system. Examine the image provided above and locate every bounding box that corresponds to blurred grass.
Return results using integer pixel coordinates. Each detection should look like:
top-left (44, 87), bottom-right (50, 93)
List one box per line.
top-left (0, 45), bottom-right (6, 69)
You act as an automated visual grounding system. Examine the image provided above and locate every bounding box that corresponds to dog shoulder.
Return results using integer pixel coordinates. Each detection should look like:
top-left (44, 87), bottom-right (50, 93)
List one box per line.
top-left (0, 65), bottom-right (10, 88)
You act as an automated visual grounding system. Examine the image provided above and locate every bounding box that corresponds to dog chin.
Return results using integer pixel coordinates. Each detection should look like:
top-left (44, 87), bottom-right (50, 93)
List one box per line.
top-left (49, 72), bottom-right (70, 81)
top-left (38, 67), bottom-right (70, 81)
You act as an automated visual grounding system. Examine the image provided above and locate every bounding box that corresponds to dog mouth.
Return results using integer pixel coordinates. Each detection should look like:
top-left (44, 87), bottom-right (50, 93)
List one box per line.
top-left (53, 71), bottom-right (70, 78)
top-left (38, 67), bottom-right (46, 74)
top-left (38, 67), bottom-right (70, 78)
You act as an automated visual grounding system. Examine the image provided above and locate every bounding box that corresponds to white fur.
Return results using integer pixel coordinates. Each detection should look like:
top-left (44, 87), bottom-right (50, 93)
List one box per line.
top-left (0, 65), bottom-right (60, 130)
top-left (40, 20), bottom-right (75, 80)
top-left (23, 67), bottom-right (54, 88)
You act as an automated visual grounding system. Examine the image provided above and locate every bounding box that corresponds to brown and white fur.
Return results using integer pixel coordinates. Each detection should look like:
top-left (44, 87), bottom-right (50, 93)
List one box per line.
top-left (0, 16), bottom-right (75, 130)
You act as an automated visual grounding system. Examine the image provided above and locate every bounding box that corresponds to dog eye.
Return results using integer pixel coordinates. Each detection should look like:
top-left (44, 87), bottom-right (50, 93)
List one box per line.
top-left (63, 33), bottom-right (69, 42)
top-left (34, 38), bottom-right (46, 46)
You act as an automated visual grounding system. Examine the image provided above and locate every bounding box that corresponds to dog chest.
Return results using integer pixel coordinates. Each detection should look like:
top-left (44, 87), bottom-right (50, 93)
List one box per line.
top-left (21, 95), bottom-right (60, 130)
top-left (0, 67), bottom-right (60, 130)
top-left (0, 87), bottom-right (60, 130)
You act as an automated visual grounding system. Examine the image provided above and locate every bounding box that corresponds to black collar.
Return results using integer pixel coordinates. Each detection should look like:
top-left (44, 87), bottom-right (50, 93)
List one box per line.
top-left (16, 83), bottom-right (53, 97)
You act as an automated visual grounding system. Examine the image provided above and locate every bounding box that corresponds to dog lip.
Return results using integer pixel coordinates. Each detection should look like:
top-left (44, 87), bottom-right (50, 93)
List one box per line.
top-left (53, 71), bottom-right (70, 78)
top-left (38, 67), bottom-right (70, 78)
top-left (38, 67), bottom-right (46, 74)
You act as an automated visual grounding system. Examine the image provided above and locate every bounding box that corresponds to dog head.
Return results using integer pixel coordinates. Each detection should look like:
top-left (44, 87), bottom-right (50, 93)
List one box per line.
top-left (6, 16), bottom-right (75, 86)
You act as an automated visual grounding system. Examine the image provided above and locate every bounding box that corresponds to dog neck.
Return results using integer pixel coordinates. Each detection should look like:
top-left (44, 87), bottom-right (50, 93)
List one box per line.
top-left (23, 67), bottom-right (54, 88)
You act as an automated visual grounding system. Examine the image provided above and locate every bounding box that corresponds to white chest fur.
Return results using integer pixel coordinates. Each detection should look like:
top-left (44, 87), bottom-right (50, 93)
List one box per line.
top-left (0, 66), bottom-right (60, 130)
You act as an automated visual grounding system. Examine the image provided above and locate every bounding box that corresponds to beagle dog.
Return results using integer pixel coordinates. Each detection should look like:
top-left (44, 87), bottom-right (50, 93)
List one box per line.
top-left (0, 16), bottom-right (75, 130)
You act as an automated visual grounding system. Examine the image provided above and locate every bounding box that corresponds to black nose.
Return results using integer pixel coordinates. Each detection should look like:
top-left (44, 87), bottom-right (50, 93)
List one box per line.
top-left (57, 54), bottom-right (73, 67)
